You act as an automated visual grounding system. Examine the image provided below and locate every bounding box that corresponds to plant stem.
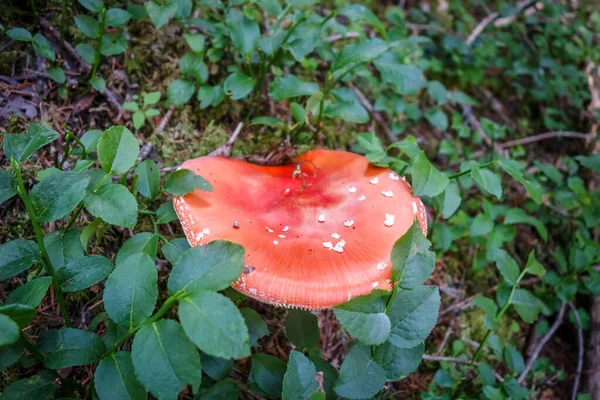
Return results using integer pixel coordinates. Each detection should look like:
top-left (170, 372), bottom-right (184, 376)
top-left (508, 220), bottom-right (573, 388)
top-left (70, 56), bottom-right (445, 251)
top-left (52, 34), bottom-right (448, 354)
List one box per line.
top-left (12, 160), bottom-right (71, 327)
top-left (448, 160), bottom-right (498, 180)
top-left (90, 8), bottom-right (107, 79)
top-left (103, 290), bottom-right (187, 357)
top-left (470, 268), bottom-right (527, 364)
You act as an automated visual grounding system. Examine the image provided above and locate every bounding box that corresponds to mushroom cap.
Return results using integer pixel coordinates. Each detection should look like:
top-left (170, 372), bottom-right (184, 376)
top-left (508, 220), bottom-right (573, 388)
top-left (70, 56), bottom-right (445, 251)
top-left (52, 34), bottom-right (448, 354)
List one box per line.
top-left (173, 149), bottom-right (427, 310)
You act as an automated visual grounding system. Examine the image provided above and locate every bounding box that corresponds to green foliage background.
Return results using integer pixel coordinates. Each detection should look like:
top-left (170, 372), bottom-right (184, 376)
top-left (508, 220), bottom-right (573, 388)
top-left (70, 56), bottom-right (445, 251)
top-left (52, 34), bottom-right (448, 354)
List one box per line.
top-left (0, 0), bottom-right (599, 399)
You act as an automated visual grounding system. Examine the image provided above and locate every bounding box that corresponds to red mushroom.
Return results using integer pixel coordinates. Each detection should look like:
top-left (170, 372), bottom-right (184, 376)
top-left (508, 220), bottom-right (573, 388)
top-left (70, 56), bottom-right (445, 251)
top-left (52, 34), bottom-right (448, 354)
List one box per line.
top-left (173, 149), bottom-right (427, 309)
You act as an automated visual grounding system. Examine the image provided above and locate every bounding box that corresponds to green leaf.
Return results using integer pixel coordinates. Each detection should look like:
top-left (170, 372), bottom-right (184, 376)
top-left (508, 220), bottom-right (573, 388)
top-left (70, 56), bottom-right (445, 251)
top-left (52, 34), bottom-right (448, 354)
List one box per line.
top-left (250, 116), bottom-right (284, 127)
top-left (80, 129), bottom-right (102, 153)
top-left (388, 286), bottom-right (440, 348)
top-left (201, 352), bottom-right (233, 381)
top-left (334, 342), bottom-right (387, 399)
top-left (332, 38), bottom-right (388, 72)
top-left (6, 277), bottom-right (52, 307)
top-left (226, 8), bottom-right (260, 58)
top-left (250, 353), bottom-right (287, 397)
top-left (497, 160), bottom-right (543, 204)
top-left (78, 0), bottom-right (103, 12)
top-left (339, 4), bottom-right (387, 38)
top-left (424, 108), bottom-right (448, 131)
top-left (0, 239), bottom-right (40, 280)
top-left (0, 370), bottom-right (57, 400)
top-left (75, 15), bottom-right (101, 38)
top-left (161, 238), bottom-right (190, 265)
top-left (0, 340), bottom-right (25, 370)
top-left (197, 379), bottom-right (239, 399)
top-left (30, 171), bottom-right (89, 222)
top-left (504, 208), bottom-right (548, 241)
top-left (39, 328), bottom-right (106, 368)
top-left (179, 290), bottom-right (251, 359)
top-left (133, 110), bottom-right (145, 128)
top-left (333, 290), bottom-right (391, 345)
top-left (168, 240), bottom-right (244, 294)
top-left (504, 346), bottom-right (524, 374)
top-left (60, 255), bottom-right (113, 292)
top-left (412, 152), bottom-right (449, 197)
top-left (269, 75), bottom-right (319, 101)
top-left (76, 43), bottom-right (97, 64)
top-left (0, 304), bottom-right (35, 328)
top-left (131, 319), bottom-right (202, 399)
top-left (324, 88), bottom-right (369, 123)
top-left (576, 154), bottom-right (600, 173)
top-left (143, 91), bottom-right (161, 107)
top-left (6, 27), bottom-right (32, 41)
top-left (223, 71), bottom-right (255, 100)
top-left (135, 160), bottom-right (160, 198)
top-left (511, 289), bottom-right (543, 323)
top-left (472, 167), bottom-right (502, 198)
top-left (285, 310), bottom-right (320, 350)
top-left (179, 52), bottom-right (208, 82)
top-left (472, 296), bottom-right (498, 330)
top-left (47, 67), bottom-right (66, 84)
top-left (290, 102), bottom-right (306, 122)
top-left (0, 314), bottom-right (19, 346)
top-left (106, 8), bottom-right (132, 27)
top-left (164, 168), bottom-right (212, 196)
top-left (240, 307), bottom-right (269, 346)
top-left (45, 229), bottom-right (84, 270)
top-left (525, 251), bottom-right (545, 277)
top-left (0, 169), bottom-right (17, 204)
top-left (84, 183), bottom-right (138, 229)
top-left (95, 351), bottom-right (147, 400)
top-left (100, 32), bottom-right (128, 56)
top-left (90, 77), bottom-right (106, 92)
top-left (184, 33), bottom-right (205, 53)
top-left (3, 124), bottom-right (59, 164)
top-left (374, 53), bottom-right (424, 94)
top-left (310, 357), bottom-right (338, 399)
top-left (116, 232), bottom-right (158, 265)
top-left (157, 202), bottom-right (178, 224)
top-left (32, 34), bottom-right (55, 61)
top-left (282, 350), bottom-right (318, 400)
top-left (391, 222), bottom-right (435, 288)
top-left (166, 79), bottom-right (195, 105)
top-left (104, 253), bottom-right (158, 330)
top-left (146, 0), bottom-right (178, 29)
top-left (440, 182), bottom-right (461, 219)
top-left (98, 126), bottom-right (140, 175)
top-left (373, 342), bottom-right (423, 380)
top-left (471, 214), bottom-right (494, 237)
top-left (197, 85), bottom-right (225, 109)
top-left (491, 249), bottom-right (520, 286)
top-left (428, 81), bottom-right (447, 104)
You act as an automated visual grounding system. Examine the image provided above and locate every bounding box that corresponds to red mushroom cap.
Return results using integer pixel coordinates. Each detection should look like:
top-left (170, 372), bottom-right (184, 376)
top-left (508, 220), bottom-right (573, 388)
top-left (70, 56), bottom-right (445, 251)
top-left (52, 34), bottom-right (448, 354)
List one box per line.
top-left (173, 149), bottom-right (427, 309)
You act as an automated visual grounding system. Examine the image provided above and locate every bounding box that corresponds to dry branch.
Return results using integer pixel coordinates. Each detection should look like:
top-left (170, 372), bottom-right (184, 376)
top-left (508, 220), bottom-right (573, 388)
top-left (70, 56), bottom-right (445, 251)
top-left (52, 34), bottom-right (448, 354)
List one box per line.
top-left (518, 303), bottom-right (566, 384)
top-left (570, 302), bottom-right (584, 400)
top-left (209, 122), bottom-right (244, 157)
top-left (498, 131), bottom-right (595, 149)
top-left (349, 84), bottom-right (395, 143)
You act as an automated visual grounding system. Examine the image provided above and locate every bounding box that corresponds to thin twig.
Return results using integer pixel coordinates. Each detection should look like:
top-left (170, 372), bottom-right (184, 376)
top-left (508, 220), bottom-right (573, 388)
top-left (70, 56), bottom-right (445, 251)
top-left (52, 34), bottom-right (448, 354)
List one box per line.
top-left (156, 105), bottom-right (176, 133)
top-left (349, 84), bottom-right (395, 142)
top-left (40, 19), bottom-right (91, 72)
top-left (423, 355), bottom-right (504, 382)
top-left (465, 12), bottom-right (499, 45)
top-left (499, 131), bottom-right (595, 149)
top-left (460, 104), bottom-right (506, 156)
top-left (518, 303), bottom-right (567, 383)
top-left (569, 302), bottom-right (584, 400)
top-left (209, 122), bottom-right (244, 157)
top-left (324, 32), bottom-right (360, 42)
